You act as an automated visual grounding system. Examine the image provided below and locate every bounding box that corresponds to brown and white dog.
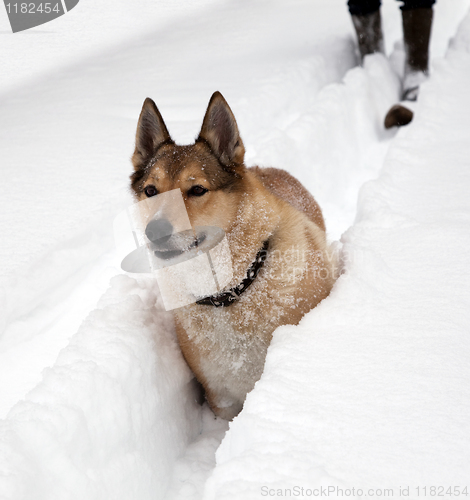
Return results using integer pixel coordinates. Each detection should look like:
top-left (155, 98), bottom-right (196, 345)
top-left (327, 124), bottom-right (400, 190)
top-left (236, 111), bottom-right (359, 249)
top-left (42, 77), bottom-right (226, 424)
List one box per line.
top-left (130, 91), bottom-right (335, 420)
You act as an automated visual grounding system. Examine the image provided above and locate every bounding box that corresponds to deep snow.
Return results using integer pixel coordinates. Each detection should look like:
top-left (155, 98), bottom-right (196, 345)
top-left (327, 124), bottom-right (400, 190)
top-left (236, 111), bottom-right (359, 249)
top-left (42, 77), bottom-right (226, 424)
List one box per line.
top-left (1, 0), bottom-right (470, 499)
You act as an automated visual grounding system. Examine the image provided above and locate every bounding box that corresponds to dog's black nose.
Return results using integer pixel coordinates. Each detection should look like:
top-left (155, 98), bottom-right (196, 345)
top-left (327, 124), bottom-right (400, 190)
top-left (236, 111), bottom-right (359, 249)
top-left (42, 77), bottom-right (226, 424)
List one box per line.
top-left (145, 218), bottom-right (173, 244)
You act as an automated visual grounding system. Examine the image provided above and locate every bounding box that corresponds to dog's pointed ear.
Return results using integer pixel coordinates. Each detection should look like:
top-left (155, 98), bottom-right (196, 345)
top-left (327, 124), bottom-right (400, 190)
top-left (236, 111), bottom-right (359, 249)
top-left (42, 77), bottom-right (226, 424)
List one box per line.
top-left (198, 92), bottom-right (245, 166)
top-left (133, 98), bottom-right (172, 169)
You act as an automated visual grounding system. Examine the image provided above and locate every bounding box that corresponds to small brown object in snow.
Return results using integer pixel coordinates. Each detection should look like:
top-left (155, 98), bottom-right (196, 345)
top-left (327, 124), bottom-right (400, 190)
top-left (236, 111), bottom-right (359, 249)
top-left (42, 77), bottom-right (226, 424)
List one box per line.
top-left (384, 104), bottom-right (414, 129)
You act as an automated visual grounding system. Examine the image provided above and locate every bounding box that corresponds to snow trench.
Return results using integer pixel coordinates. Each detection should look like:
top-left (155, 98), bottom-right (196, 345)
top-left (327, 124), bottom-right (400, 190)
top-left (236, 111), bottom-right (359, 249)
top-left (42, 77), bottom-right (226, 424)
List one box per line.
top-left (1, 54), bottom-right (394, 499)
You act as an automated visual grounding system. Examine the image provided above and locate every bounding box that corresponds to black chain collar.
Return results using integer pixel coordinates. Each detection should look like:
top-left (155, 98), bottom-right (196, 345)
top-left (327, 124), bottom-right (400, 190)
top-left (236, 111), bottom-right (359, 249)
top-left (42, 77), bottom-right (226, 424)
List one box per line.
top-left (196, 240), bottom-right (269, 307)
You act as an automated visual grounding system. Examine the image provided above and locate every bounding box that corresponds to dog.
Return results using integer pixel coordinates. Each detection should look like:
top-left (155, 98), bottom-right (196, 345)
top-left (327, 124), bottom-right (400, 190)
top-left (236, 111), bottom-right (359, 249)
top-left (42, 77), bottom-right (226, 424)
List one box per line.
top-left (130, 91), bottom-right (335, 420)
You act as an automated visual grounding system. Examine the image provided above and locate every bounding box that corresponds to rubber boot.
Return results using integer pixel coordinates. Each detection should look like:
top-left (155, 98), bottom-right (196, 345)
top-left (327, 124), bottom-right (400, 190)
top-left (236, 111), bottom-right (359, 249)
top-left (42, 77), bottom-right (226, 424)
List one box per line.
top-left (384, 7), bottom-right (433, 128)
top-left (351, 9), bottom-right (385, 62)
top-left (402, 7), bottom-right (433, 101)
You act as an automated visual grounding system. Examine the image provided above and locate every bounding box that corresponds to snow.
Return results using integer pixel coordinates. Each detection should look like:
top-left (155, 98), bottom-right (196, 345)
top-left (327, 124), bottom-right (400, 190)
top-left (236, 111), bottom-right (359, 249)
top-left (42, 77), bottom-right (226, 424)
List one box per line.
top-left (0, 0), bottom-right (221, 95)
top-left (1, 0), bottom-right (470, 498)
top-left (0, 275), bottom-right (203, 500)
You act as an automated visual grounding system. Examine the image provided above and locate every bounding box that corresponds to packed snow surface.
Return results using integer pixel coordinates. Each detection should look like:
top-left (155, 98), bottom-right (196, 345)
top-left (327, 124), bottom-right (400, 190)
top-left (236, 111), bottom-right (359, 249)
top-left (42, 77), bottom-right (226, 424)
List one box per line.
top-left (1, 0), bottom-right (470, 499)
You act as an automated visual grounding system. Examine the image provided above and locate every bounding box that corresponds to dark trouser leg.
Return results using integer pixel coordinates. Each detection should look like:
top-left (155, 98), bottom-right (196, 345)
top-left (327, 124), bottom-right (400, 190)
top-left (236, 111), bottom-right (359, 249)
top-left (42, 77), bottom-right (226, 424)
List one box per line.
top-left (348, 0), bottom-right (381, 16)
top-left (348, 1), bottom-right (384, 61)
top-left (398, 0), bottom-right (436, 10)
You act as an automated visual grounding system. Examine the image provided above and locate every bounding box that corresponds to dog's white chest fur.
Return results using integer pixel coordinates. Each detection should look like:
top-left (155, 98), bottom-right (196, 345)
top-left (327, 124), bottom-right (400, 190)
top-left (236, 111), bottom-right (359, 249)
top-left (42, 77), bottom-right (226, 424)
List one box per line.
top-left (176, 293), bottom-right (273, 420)
top-left (199, 319), bottom-right (267, 418)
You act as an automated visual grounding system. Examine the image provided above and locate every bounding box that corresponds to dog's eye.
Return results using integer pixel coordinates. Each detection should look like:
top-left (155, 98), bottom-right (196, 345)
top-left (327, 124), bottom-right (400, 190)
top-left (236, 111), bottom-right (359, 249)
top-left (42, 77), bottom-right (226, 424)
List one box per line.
top-left (144, 185), bottom-right (158, 197)
top-left (188, 185), bottom-right (208, 197)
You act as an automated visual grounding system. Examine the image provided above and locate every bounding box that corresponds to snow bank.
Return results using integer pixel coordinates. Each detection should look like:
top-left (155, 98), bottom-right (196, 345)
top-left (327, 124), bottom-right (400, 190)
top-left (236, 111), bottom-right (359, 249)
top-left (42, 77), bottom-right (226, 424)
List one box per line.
top-left (203, 11), bottom-right (470, 499)
top-left (0, 275), bottom-right (202, 500)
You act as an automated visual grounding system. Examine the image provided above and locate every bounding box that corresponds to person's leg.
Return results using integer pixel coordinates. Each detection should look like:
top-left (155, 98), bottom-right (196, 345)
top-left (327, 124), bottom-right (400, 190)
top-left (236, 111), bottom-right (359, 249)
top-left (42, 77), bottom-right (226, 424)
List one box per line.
top-left (348, 0), bottom-right (381, 16)
top-left (348, 0), bottom-right (384, 61)
top-left (383, 0), bottom-right (435, 128)
top-left (399, 0), bottom-right (435, 9)
top-left (398, 0), bottom-right (435, 100)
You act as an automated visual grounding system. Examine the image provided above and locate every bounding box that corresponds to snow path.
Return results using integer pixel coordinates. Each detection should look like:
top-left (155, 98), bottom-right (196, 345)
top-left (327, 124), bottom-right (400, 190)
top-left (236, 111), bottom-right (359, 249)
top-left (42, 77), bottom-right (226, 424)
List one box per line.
top-left (204, 10), bottom-right (470, 499)
top-left (0, 0), bottom-right (470, 498)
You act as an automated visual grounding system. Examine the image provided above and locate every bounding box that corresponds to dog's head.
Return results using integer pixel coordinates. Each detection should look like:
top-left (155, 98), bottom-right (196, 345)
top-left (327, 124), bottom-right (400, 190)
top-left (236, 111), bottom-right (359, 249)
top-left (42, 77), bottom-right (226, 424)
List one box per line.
top-left (130, 92), bottom-right (246, 257)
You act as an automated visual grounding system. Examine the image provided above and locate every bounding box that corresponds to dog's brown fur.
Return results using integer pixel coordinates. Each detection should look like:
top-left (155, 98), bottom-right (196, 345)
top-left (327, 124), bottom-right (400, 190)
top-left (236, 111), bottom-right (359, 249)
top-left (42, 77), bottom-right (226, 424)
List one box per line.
top-left (130, 92), bottom-right (335, 420)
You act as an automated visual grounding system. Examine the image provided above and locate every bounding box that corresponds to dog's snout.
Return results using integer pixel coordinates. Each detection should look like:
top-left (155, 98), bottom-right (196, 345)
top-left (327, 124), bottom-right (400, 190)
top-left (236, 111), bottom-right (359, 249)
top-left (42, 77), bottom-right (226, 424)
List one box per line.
top-left (145, 218), bottom-right (173, 244)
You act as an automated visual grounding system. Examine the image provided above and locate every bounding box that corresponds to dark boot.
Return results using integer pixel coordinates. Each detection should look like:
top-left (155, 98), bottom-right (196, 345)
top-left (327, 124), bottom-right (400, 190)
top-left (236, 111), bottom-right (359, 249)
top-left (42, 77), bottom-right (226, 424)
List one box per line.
top-left (384, 104), bottom-right (414, 129)
top-left (402, 7), bottom-right (433, 101)
top-left (384, 7), bottom-right (433, 128)
top-left (351, 9), bottom-right (385, 62)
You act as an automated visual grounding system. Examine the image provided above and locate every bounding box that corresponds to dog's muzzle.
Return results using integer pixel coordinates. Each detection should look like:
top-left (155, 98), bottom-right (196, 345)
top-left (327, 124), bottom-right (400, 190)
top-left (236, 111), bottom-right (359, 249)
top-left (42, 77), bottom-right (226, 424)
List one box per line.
top-left (145, 218), bottom-right (207, 260)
